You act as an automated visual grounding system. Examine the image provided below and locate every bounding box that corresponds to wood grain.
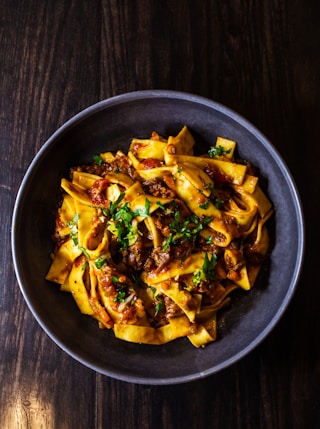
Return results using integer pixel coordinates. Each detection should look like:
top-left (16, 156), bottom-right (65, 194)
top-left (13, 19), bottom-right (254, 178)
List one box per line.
top-left (1, 0), bottom-right (319, 428)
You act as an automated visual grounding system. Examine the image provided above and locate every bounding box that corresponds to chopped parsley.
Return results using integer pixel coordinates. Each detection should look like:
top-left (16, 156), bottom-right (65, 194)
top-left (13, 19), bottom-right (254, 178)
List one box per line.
top-left (109, 192), bottom-right (125, 217)
top-left (66, 213), bottom-right (90, 258)
top-left (78, 246), bottom-right (90, 259)
top-left (107, 195), bottom-right (150, 250)
top-left (162, 210), bottom-right (212, 250)
top-left (134, 198), bottom-right (151, 218)
top-left (114, 202), bottom-right (134, 226)
top-left (155, 300), bottom-right (165, 316)
top-left (191, 253), bottom-right (217, 287)
top-left (66, 213), bottom-right (79, 245)
top-left (150, 286), bottom-right (165, 316)
top-left (101, 207), bottom-right (109, 217)
top-left (199, 200), bottom-right (210, 210)
top-left (156, 201), bottom-right (166, 211)
top-left (214, 198), bottom-right (225, 209)
top-left (202, 252), bottom-right (217, 281)
top-left (93, 154), bottom-right (103, 166)
top-left (163, 233), bottom-right (173, 252)
top-left (113, 287), bottom-right (127, 303)
top-left (125, 221), bottom-right (142, 246)
top-left (192, 270), bottom-right (202, 286)
top-left (95, 256), bottom-right (108, 269)
top-left (208, 145), bottom-right (231, 158)
top-left (205, 235), bottom-right (213, 244)
top-left (81, 261), bottom-right (88, 271)
top-left (112, 277), bottom-right (128, 303)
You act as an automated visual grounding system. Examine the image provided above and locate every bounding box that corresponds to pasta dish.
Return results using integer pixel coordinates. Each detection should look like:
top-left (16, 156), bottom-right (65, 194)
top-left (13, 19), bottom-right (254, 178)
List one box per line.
top-left (46, 126), bottom-right (273, 347)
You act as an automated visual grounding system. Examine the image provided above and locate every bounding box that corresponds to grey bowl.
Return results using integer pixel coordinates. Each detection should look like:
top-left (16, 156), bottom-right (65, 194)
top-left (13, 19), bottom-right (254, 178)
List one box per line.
top-left (12, 90), bottom-right (304, 384)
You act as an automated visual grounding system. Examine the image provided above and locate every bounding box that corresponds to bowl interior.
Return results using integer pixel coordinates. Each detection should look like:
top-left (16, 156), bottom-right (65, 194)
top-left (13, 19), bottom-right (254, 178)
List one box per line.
top-left (12, 91), bottom-right (304, 384)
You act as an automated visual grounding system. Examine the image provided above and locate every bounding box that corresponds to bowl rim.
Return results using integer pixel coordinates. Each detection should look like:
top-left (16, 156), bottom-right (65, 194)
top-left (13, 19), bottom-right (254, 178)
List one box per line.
top-left (11, 90), bottom-right (305, 384)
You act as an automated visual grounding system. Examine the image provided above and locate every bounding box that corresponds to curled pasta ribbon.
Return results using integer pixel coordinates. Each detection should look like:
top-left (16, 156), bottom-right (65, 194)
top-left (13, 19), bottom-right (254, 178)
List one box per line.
top-left (114, 315), bottom-right (194, 345)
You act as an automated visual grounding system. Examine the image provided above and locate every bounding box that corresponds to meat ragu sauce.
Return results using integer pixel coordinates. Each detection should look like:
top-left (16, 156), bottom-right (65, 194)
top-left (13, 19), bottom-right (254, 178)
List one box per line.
top-left (46, 126), bottom-right (273, 347)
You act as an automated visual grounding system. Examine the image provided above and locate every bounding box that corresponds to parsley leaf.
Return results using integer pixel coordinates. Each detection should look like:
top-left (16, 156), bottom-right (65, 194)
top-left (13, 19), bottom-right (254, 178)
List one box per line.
top-left (199, 200), bottom-right (209, 210)
top-left (163, 233), bottom-right (173, 251)
top-left (113, 288), bottom-right (126, 303)
top-left (214, 198), bottom-right (225, 209)
top-left (162, 210), bottom-right (212, 250)
top-left (133, 198), bottom-right (151, 218)
top-left (205, 235), bottom-right (213, 244)
top-left (95, 256), bottom-right (108, 269)
top-left (154, 300), bottom-right (165, 316)
top-left (126, 221), bottom-right (142, 246)
top-left (150, 286), bottom-right (165, 316)
top-left (114, 202), bottom-right (134, 226)
top-left (156, 201), bottom-right (166, 210)
top-left (208, 145), bottom-right (231, 158)
top-left (107, 197), bottom-right (148, 250)
top-left (93, 154), bottom-right (103, 166)
top-left (202, 253), bottom-right (217, 281)
top-left (79, 246), bottom-right (90, 259)
top-left (192, 270), bottom-right (202, 286)
top-left (66, 213), bottom-right (79, 245)
top-left (109, 192), bottom-right (125, 217)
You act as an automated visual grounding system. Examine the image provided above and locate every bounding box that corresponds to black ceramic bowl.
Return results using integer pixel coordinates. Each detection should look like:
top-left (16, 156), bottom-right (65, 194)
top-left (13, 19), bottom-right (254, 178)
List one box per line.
top-left (12, 90), bottom-right (304, 384)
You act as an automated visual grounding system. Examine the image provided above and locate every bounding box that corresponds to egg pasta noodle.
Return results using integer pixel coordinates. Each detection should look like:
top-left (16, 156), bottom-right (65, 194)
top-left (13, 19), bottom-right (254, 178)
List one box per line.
top-left (46, 126), bottom-right (273, 347)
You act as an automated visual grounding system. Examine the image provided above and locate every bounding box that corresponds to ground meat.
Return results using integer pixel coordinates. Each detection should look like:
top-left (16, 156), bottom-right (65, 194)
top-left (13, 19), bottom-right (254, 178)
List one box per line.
top-left (172, 240), bottom-right (193, 261)
top-left (203, 164), bottom-right (231, 183)
top-left (87, 179), bottom-right (108, 206)
top-left (225, 249), bottom-right (245, 271)
top-left (139, 158), bottom-right (162, 169)
top-left (71, 163), bottom-right (110, 177)
top-left (121, 238), bottom-right (152, 271)
top-left (142, 178), bottom-right (176, 199)
top-left (144, 246), bottom-right (173, 272)
top-left (72, 153), bottom-right (135, 179)
top-left (164, 296), bottom-right (184, 320)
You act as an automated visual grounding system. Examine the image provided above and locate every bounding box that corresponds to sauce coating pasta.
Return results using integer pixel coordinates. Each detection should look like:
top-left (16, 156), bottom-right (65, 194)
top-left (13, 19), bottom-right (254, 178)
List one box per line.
top-left (46, 126), bottom-right (273, 347)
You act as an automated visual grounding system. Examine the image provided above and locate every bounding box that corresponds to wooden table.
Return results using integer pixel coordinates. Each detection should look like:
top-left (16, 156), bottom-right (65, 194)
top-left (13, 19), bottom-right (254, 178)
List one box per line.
top-left (1, 1), bottom-right (319, 428)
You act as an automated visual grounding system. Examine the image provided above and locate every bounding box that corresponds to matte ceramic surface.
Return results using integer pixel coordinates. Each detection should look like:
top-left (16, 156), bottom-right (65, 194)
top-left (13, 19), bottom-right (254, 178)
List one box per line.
top-left (12, 90), bottom-right (304, 384)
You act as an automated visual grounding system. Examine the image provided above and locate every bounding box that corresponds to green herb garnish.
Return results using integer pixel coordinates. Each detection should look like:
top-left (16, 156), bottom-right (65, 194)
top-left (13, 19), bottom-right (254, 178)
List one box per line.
top-left (192, 270), bottom-right (202, 286)
top-left (133, 198), bottom-right (151, 218)
top-left (93, 154), bottom-right (103, 166)
top-left (79, 246), bottom-right (90, 259)
top-left (154, 300), bottom-right (165, 316)
top-left (107, 196), bottom-right (147, 249)
top-left (214, 198), bottom-right (225, 209)
top-left (202, 253), bottom-right (217, 281)
top-left (199, 200), bottom-right (210, 210)
top-left (113, 288), bottom-right (126, 303)
top-left (66, 213), bottom-right (79, 245)
top-left (95, 256), bottom-right (108, 269)
top-left (208, 145), bottom-right (231, 158)
top-left (109, 192), bottom-right (125, 217)
top-left (156, 201), bottom-right (166, 211)
top-left (162, 210), bottom-right (211, 250)
top-left (81, 261), bottom-right (88, 271)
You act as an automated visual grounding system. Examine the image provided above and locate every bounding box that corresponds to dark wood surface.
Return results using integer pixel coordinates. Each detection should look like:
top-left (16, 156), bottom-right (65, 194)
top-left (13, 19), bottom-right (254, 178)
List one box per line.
top-left (1, 1), bottom-right (319, 428)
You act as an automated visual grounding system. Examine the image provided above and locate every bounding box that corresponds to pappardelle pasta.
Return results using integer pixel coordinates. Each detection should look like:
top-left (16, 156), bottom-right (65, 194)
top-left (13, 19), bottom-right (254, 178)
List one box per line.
top-left (46, 126), bottom-right (273, 347)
